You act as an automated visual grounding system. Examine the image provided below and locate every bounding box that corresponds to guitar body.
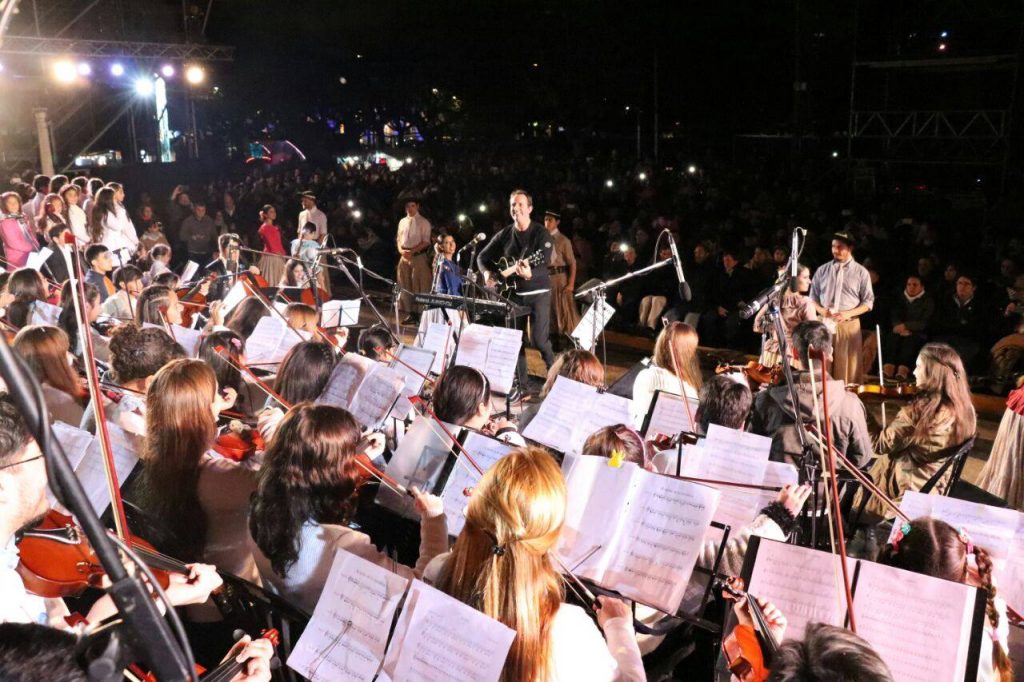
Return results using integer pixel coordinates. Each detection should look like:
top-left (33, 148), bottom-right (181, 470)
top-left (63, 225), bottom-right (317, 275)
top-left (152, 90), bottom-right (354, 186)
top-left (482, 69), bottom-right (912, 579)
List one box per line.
top-left (492, 249), bottom-right (546, 296)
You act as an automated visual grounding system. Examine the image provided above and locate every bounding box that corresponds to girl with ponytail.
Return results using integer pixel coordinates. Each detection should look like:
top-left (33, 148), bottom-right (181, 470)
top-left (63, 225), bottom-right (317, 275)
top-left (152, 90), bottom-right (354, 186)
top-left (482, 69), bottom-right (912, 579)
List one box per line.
top-left (427, 446), bottom-right (645, 681)
top-left (876, 516), bottom-right (1012, 682)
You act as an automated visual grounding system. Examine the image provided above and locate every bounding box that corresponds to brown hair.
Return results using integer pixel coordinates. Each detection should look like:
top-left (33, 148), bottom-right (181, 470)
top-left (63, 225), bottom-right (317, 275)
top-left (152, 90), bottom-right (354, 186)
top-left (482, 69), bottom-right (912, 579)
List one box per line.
top-left (284, 302), bottom-right (318, 332)
top-left (435, 447), bottom-right (563, 682)
top-left (909, 343), bottom-right (976, 445)
top-left (540, 349), bottom-right (604, 398)
top-left (433, 366), bottom-right (490, 426)
top-left (653, 321), bottom-right (702, 391)
top-left (581, 424), bottom-right (649, 466)
top-left (134, 285), bottom-right (174, 326)
top-left (273, 341), bottom-right (338, 405)
top-left (108, 323), bottom-right (185, 384)
top-left (13, 325), bottom-right (86, 403)
top-left (139, 359), bottom-right (218, 560)
top-left (4, 269), bottom-right (48, 328)
top-left (876, 517), bottom-right (1012, 681)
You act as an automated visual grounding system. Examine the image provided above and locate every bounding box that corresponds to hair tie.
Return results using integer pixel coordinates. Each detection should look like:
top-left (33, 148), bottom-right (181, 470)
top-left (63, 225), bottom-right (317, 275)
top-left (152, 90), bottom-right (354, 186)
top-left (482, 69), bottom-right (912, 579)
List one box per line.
top-left (890, 521), bottom-right (912, 552)
top-left (230, 337), bottom-right (243, 351)
top-left (492, 544), bottom-right (506, 557)
top-left (957, 526), bottom-right (974, 556)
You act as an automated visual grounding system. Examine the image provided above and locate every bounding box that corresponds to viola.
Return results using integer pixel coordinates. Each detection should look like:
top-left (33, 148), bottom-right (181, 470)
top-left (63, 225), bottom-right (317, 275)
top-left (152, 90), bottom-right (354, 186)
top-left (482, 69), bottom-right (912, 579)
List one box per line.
top-left (719, 577), bottom-right (777, 682)
top-left (16, 509), bottom-right (175, 598)
top-left (715, 361), bottom-right (781, 388)
top-left (847, 382), bottom-right (917, 402)
top-left (127, 628), bottom-right (280, 682)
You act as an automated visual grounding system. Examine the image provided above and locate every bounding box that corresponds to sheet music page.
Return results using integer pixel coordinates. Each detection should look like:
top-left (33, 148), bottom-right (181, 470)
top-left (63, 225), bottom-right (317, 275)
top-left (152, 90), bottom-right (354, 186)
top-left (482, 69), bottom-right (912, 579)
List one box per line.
top-left (381, 579), bottom-right (516, 682)
top-left (571, 298), bottom-right (616, 351)
top-left (453, 324), bottom-right (491, 372)
top-left (603, 468), bottom-right (720, 613)
top-left (180, 260), bottom-right (199, 284)
top-left (349, 363), bottom-right (405, 429)
top-left (556, 456), bottom-right (636, 575)
top-left (168, 324), bottom-right (202, 357)
top-left (521, 376), bottom-right (597, 452)
top-left (891, 491), bottom-right (1024, 613)
top-left (643, 391), bottom-right (698, 438)
top-left (482, 326), bottom-right (522, 394)
top-left (746, 539), bottom-right (846, 641)
top-left (220, 281), bottom-right (248, 314)
top-left (420, 322), bottom-right (454, 375)
top-left (853, 560), bottom-right (976, 682)
top-left (376, 416), bottom-right (459, 519)
top-left (321, 299), bottom-right (361, 327)
top-left (389, 345), bottom-right (436, 420)
top-left (568, 391), bottom-right (633, 455)
top-left (25, 247), bottom-right (53, 272)
top-left (440, 431), bottom-right (514, 537)
top-left (48, 422), bottom-right (95, 510)
top-left (319, 353), bottom-right (375, 411)
top-left (245, 317), bottom-right (311, 366)
top-left (29, 300), bottom-right (62, 326)
top-left (73, 423), bottom-right (141, 515)
top-left (704, 424), bottom-right (773, 461)
top-left (673, 437), bottom-right (772, 532)
top-left (287, 549), bottom-right (409, 682)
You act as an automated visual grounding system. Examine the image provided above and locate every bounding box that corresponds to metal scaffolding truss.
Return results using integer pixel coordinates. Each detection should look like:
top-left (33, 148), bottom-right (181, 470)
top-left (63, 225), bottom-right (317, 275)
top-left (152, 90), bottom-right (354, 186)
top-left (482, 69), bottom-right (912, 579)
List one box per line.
top-left (0, 34), bottom-right (234, 60)
top-left (852, 110), bottom-right (1008, 140)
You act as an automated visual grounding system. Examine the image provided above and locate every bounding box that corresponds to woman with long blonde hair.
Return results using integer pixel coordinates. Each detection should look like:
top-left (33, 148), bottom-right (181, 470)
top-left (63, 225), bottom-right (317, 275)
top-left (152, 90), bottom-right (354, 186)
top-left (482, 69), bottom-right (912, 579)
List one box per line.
top-left (13, 324), bottom-right (87, 425)
top-left (133, 359), bottom-right (257, 582)
top-left (857, 342), bottom-right (977, 520)
top-left (427, 446), bottom-right (644, 681)
top-left (630, 321), bottom-right (702, 428)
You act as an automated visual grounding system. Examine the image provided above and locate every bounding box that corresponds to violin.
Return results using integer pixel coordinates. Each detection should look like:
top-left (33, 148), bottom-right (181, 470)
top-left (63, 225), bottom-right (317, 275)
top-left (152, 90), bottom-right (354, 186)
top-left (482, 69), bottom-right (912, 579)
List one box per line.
top-left (127, 628), bottom-right (280, 682)
top-left (299, 285), bottom-right (330, 308)
top-left (176, 273), bottom-right (215, 328)
top-left (719, 577), bottom-right (778, 682)
top-left (16, 509), bottom-right (176, 598)
top-left (846, 382), bottom-right (917, 402)
top-left (213, 420), bottom-right (265, 462)
top-left (715, 361), bottom-right (781, 388)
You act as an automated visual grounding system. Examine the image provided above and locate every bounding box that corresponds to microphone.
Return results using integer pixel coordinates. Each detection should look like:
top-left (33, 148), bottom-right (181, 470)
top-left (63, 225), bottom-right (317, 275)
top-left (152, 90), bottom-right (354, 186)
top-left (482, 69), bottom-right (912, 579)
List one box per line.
top-left (738, 280), bottom-right (787, 319)
top-left (667, 232), bottom-right (692, 302)
top-left (789, 227), bottom-right (801, 292)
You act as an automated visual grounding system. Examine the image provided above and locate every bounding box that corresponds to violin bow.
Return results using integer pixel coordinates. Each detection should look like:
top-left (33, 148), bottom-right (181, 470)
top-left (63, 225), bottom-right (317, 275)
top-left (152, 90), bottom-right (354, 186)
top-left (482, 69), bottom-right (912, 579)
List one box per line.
top-left (274, 291), bottom-right (345, 353)
top-left (875, 324), bottom-right (887, 429)
top-left (375, 346), bottom-right (434, 387)
top-left (407, 396), bottom-right (486, 476)
top-left (212, 345), bottom-right (291, 409)
top-left (667, 328), bottom-right (696, 430)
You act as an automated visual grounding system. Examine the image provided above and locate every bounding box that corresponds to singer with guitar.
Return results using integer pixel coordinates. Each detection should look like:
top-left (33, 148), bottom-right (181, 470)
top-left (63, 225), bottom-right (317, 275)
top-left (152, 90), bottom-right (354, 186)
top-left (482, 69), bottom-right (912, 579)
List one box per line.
top-left (478, 190), bottom-right (555, 397)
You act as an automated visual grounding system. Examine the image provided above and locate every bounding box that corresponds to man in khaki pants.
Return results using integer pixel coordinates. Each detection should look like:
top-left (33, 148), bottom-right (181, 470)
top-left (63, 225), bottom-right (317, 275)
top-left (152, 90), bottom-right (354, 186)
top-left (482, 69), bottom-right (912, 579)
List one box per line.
top-left (809, 232), bottom-right (874, 384)
top-left (395, 198), bottom-right (432, 324)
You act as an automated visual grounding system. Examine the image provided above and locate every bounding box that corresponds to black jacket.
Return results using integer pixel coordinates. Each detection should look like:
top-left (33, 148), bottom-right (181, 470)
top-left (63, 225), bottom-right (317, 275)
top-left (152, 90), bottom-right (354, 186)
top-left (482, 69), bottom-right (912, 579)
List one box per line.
top-left (477, 222), bottom-right (553, 294)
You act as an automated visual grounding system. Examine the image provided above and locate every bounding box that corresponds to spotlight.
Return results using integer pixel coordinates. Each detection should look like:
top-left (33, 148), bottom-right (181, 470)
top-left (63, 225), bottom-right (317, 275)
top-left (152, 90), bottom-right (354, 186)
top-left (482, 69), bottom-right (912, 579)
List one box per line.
top-left (134, 78), bottom-right (154, 97)
top-left (938, 43), bottom-right (947, 52)
top-left (53, 60), bottom-right (77, 83)
top-left (638, 172), bottom-right (647, 181)
top-left (687, 165), bottom-right (697, 175)
top-left (110, 62), bottom-right (125, 77)
top-left (160, 64), bottom-right (175, 78)
top-left (458, 213), bottom-right (467, 222)
top-left (940, 31), bottom-right (949, 38)
top-left (405, 157), bottom-right (413, 164)
top-left (831, 150), bottom-right (839, 158)
top-left (184, 64), bottom-right (205, 85)
top-left (605, 179), bottom-right (614, 188)
top-left (346, 200), bottom-right (355, 208)
top-left (478, 204), bottom-right (487, 213)
top-left (619, 243), bottom-right (630, 253)
top-left (352, 209), bottom-right (362, 219)
top-left (77, 62), bottom-right (92, 76)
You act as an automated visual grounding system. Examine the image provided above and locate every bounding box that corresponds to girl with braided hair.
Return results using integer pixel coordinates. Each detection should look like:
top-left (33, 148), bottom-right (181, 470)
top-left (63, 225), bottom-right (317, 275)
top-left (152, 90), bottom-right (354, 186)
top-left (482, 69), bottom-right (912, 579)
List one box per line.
top-left (876, 516), bottom-right (1012, 682)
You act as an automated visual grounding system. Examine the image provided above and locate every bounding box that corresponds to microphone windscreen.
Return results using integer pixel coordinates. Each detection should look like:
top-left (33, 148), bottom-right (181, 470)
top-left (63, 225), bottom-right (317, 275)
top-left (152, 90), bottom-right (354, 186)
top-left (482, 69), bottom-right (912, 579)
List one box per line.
top-left (679, 281), bottom-right (692, 302)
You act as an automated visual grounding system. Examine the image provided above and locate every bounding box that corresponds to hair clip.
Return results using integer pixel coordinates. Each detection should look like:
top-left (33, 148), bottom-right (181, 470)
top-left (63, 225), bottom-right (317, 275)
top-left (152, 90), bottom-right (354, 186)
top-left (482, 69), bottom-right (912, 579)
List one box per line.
top-left (890, 521), bottom-right (912, 551)
top-left (230, 337), bottom-right (243, 351)
top-left (492, 544), bottom-right (506, 557)
top-left (957, 526), bottom-right (974, 556)
top-left (608, 450), bottom-right (626, 468)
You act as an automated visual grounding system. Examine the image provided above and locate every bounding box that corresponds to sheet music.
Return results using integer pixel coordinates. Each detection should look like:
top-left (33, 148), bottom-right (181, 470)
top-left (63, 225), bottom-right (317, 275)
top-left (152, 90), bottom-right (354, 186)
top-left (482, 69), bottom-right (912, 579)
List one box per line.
top-left (676, 434), bottom-right (772, 532)
top-left (704, 423), bottom-right (773, 461)
top-left (180, 260), bottom-right (199, 284)
top-left (643, 390), bottom-right (698, 439)
top-left (522, 377), bottom-right (631, 456)
top-left (349, 363), bottom-right (405, 430)
top-left (853, 560), bottom-right (976, 682)
top-left (25, 247), bottom-right (53, 272)
top-left (746, 539), bottom-right (847, 642)
top-left (389, 345), bottom-right (436, 420)
top-left (220, 281), bottom-right (247, 314)
top-left (482, 326), bottom-right (522, 394)
top-left (891, 491), bottom-right (1024, 613)
top-left (381, 579), bottom-right (516, 682)
top-left (440, 431), bottom-right (513, 537)
top-left (72, 423), bottom-right (141, 515)
top-left (29, 300), bottom-right (61, 326)
top-left (245, 316), bottom-right (311, 366)
top-left (557, 456), bottom-right (720, 614)
top-left (419, 322), bottom-right (454, 375)
top-left (322, 299), bottom-right (361, 327)
top-left (453, 324), bottom-right (490, 370)
top-left (288, 549), bottom-right (409, 682)
top-left (571, 298), bottom-right (615, 351)
top-left (168, 324), bottom-right (201, 357)
top-left (376, 416), bottom-right (459, 519)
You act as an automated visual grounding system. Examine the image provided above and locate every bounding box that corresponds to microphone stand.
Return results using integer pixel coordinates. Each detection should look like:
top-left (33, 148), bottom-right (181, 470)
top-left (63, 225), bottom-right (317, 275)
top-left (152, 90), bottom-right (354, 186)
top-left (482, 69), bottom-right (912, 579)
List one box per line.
top-left (330, 252), bottom-right (405, 346)
top-left (0, 336), bottom-right (192, 680)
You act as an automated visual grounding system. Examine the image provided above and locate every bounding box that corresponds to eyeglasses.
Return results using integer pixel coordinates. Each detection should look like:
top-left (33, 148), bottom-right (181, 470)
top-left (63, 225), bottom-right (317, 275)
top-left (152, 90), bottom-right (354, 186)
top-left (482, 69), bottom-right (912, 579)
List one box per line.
top-left (0, 454), bottom-right (44, 471)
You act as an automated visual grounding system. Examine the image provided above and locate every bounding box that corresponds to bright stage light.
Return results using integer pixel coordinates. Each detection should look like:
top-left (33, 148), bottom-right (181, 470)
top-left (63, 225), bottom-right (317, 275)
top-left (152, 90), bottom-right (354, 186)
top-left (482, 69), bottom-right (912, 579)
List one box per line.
top-left (77, 62), bottom-right (92, 76)
top-left (53, 60), bottom-right (77, 83)
top-left (619, 243), bottom-right (630, 253)
top-left (346, 200), bottom-right (355, 208)
top-left (458, 214), bottom-right (467, 222)
top-left (352, 209), bottom-right (363, 219)
top-left (605, 179), bottom-right (614, 188)
top-left (134, 78), bottom-right (155, 96)
top-left (405, 157), bottom-right (413, 163)
top-left (687, 165), bottom-right (697, 175)
top-left (185, 65), bottom-right (205, 84)
top-left (478, 204), bottom-right (487, 213)
top-left (110, 62), bottom-right (125, 77)
top-left (638, 172), bottom-right (647, 181)
top-left (831, 150), bottom-right (839, 158)
top-left (160, 64), bottom-right (175, 78)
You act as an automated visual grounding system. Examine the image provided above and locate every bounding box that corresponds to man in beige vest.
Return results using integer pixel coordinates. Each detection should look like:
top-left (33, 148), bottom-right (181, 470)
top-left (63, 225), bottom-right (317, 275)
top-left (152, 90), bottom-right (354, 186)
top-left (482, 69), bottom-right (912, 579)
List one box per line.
top-left (543, 210), bottom-right (580, 346)
top-left (395, 198), bottom-right (433, 323)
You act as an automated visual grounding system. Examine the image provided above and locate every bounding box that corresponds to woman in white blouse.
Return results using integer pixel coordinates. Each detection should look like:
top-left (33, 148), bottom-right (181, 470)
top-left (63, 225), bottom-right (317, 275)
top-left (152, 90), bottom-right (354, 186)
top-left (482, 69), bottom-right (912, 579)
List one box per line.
top-left (631, 321), bottom-right (702, 428)
top-left (89, 184), bottom-right (138, 260)
top-left (60, 184), bottom-right (89, 245)
top-left (425, 446), bottom-right (645, 681)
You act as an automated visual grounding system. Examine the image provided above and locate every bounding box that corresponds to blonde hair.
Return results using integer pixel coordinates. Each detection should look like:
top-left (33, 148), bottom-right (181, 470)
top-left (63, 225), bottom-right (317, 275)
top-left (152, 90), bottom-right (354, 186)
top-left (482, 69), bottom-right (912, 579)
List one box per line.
top-left (284, 302), bottom-right (318, 333)
top-left (540, 349), bottom-right (604, 398)
top-left (911, 343), bottom-right (976, 444)
top-left (653, 321), bottom-right (702, 391)
top-left (435, 446), bottom-right (564, 682)
top-left (13, 325), bottom-right (85, 403)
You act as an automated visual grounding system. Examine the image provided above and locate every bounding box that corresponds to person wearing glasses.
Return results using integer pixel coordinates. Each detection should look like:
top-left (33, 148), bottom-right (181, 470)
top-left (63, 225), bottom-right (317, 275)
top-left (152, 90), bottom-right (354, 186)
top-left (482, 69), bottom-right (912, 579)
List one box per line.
top-left (204, 233), bottom-right (261, 302)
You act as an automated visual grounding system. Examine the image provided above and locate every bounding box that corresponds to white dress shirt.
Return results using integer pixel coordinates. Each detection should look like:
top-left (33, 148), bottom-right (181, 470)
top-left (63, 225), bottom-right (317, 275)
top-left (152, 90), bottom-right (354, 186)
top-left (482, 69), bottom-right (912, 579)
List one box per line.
top-left (98, 205), bottom-right (139, 261)
top-left (67, 204), bottom-right (89, 245)
top-left (396, 214), bottom-right (432, 250)
top-left (297, 206), bottom-right (328, 240)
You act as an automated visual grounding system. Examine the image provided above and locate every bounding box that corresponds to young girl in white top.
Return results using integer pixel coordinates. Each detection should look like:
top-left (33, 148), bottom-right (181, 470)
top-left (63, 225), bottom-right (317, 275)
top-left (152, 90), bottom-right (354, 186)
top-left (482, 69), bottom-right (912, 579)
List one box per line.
top-left (631, 321), bottom-right (702, 428)
top-left (425, 446), bottom-right (645, 681)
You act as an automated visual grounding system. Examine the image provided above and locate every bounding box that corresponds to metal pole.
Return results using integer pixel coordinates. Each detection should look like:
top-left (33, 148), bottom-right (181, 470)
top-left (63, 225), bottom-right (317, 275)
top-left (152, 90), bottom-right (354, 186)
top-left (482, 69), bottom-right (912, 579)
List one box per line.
top-left (33, 108), bottom-right (55, 175)
top-left (653, 55), bottom-right (659, 162)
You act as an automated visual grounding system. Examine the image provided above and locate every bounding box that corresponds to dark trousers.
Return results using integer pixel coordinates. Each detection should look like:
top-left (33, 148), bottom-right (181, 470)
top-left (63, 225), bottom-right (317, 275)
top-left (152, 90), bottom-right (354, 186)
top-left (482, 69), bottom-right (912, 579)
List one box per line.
top-left (882, 331), bottom-right (926, 370)
top-left (515, 290), bottom-right (555, 387)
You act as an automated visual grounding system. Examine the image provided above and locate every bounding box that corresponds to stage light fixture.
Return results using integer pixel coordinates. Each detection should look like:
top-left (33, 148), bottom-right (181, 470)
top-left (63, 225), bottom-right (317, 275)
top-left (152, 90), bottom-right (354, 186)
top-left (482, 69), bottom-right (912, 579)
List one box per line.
top-left (458, 214), bottom-right (467, 222)
top-left (478, 204), bottom-right (487, 213)
top-left (160, 64), bottom-right (175, 78)
top-left (77, 62), bottom-right (92, 76)
top-left (605, 179), bottom-right (614, 188)
top-left (346, 200), bottom-right (355, 208)
top-left (110, 62), bottom-right (125, 77)
top-left (638, 172), bottom-right (647, 181)
top-left (831, 150), bottom-right (839, 158)
top-left (619, 243), bottom-right (630, 253)
top-left (687, 165), bottom-right (697, 175)
top-left (134, 78), bottom-right (155, 96)
top-left (405, 157), bottom-right (413, 163)
top-left (352, 209), bottom-right (363, 219)
top-left (53, 60), bottom-right (77, 83)
top-left (938, 43), bottom-right (947, 51)
top-left (185, 64), bottom-right (205, 84)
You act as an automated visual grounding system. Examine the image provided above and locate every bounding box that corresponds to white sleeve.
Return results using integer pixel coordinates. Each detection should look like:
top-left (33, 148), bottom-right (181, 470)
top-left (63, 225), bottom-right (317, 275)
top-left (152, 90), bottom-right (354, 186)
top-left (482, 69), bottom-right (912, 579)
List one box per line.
top-left (548, 606), bottom-right (645, 682)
